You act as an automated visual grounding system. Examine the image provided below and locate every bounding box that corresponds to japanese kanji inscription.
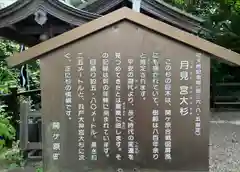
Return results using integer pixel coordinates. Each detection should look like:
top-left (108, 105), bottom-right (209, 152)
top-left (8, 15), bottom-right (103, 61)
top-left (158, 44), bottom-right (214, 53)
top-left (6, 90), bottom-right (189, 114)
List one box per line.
top-left (40, 21), bottom-right (210, 172)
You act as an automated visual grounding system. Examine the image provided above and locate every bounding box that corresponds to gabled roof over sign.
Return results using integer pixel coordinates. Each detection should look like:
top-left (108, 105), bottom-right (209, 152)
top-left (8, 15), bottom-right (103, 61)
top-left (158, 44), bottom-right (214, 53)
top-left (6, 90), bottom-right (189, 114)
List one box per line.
top-left (7, 7), bottom-right (240, 67)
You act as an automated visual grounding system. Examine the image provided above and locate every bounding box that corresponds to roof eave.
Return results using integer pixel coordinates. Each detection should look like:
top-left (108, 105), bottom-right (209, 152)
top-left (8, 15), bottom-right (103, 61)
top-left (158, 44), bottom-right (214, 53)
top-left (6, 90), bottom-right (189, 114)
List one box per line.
top-left (7, 7), bottom-right (240, 67)
top-left (0, 0), bottom-right (101, 29)
top-left (78, 0), bottom-right (204, 34)
top-left (79, 0), bottom-right (204, 24)
top-left (47, 0), bottom-right (100, 20)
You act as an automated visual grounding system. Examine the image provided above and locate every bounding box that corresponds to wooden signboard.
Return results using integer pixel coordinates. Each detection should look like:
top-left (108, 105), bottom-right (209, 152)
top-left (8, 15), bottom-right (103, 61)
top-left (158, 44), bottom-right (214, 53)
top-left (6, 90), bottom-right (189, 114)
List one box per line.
top-left (7, 7), bottom-right (240, 172)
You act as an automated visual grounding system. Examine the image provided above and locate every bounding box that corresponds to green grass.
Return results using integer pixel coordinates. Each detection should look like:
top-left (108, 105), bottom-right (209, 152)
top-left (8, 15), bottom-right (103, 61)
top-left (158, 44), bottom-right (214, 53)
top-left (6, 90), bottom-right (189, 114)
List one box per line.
top-left (0, 149), bottom-right (42, 172)
top-left (0, 148), bottom-right (22, 171)
top-left (0, 148), bottom-right (10, 171)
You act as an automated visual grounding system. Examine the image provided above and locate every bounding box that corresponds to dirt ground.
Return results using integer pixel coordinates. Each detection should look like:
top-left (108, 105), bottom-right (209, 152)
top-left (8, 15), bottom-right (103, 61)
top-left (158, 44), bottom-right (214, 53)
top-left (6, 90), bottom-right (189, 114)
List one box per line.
top-left (210, 112), bottom-right (240, 172)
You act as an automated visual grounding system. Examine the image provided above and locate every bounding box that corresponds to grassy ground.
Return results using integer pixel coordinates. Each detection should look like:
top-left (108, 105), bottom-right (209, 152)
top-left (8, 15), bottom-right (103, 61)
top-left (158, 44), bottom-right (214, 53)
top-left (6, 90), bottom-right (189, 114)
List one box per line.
top-left (0, 148), bottom-right (11, 172)
top-left (0, 148), bottom-right (26, 172)
top-left (0, 151), bottom-right (42, 172)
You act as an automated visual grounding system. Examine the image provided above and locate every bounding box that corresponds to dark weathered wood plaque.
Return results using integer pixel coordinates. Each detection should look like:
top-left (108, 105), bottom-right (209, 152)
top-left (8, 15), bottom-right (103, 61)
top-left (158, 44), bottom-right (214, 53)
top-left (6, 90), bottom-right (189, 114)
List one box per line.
top-left (40, 21), bottom-right (210, 172)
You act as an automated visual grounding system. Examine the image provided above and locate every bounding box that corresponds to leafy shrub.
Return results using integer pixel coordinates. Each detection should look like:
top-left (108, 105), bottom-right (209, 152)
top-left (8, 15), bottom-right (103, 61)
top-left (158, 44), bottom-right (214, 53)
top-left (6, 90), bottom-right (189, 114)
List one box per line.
top-left (0, 105), bottom-right (16, 150)
top-left (4, 140), bottom-right (24, 167)
top-left (36, 167), bottom-right (43, 172)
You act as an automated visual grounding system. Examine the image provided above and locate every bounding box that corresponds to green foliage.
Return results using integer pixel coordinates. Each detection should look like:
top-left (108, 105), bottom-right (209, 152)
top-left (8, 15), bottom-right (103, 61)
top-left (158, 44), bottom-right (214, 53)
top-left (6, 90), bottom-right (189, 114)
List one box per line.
top-left (3, 141), bottom-right (24, 167)
top-left (0, 39), bottom-right (40, 94)
top-left (166, 0), bottom-right (240, 82)
top-left (36, 167), bottom-right (43, 172)
top-left (0, 39), bottom-right (19, 58)
top-left (0, 38), bottom-right (41, 172)
top-left (0, 105), bottom-right (16, 150)
top-left (0, 39), bottom-right (20, 93)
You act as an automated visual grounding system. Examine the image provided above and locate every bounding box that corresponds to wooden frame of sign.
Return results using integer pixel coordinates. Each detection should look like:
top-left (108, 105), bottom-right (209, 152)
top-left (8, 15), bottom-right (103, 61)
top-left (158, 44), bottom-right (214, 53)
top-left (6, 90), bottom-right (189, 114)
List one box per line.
top-left (7, 7), bottom-right (240, 172)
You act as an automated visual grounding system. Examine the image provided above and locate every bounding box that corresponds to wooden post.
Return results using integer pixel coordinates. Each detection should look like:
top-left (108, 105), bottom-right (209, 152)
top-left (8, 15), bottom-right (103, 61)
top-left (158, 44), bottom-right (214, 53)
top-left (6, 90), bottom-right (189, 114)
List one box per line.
top-left (8, 87), bottom-right (19, 143)
top-left (210, 62), bottom-right (216, 112)
top-left (20, 101), bottom-right (29, 150)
